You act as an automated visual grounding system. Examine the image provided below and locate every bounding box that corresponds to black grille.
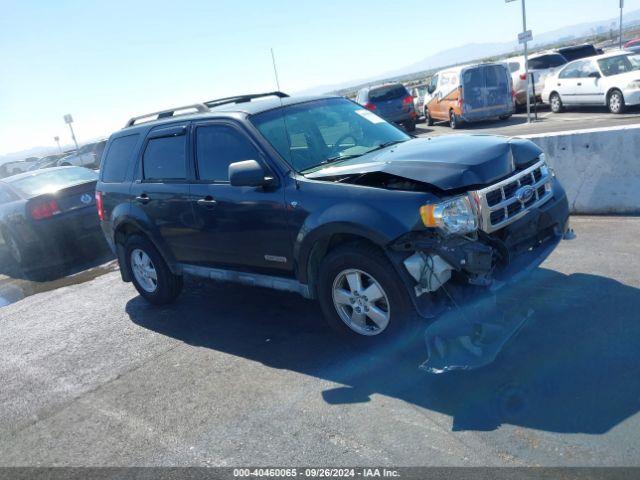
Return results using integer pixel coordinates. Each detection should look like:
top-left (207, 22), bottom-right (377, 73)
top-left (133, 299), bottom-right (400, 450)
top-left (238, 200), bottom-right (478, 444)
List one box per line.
top-left (486, 189), bottom-right (503, 207)
top-left (503, 181), bottom-right (518, 198)
top-left (537, 185), bottom-right (546, 198)
top-left (490, 209), bottom-right (506, 225)
top-left (520, 173), bottom-right (534, 186)
top-left (524, 196), bottom-right (536, 208)
top-left (507, 202), bottom-right (522, 216)
top-left (533, 168), bottom-right (542, 182)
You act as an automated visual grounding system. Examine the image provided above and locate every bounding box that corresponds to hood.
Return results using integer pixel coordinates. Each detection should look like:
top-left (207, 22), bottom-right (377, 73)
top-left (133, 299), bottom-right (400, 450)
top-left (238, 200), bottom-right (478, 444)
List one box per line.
top-left (305, 135), bottom-right (543, 191)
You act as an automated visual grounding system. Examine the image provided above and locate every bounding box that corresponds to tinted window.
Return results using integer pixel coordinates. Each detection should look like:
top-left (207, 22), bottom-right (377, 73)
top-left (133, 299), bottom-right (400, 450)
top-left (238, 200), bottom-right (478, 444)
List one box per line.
top-left (529, 54), bottom-right (566, 70)
top-left (143, 135), bottom-right (187, 180)
top-left (196, 125), bottom-right (260, 182)
top-left (484, 66), bottom-right (508, 88)
top-left (559, 45), bottom-right (597, 62)
top-left (7, 167), bottom-right (98, 197)
top-left (368, 84), bottom-right (407, 102)
top-left (101, 134), bottom-right (140, 183)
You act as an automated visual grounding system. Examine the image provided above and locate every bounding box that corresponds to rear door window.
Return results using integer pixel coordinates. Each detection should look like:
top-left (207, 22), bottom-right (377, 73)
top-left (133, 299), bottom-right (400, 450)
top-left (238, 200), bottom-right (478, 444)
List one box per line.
top-left (195, 125), bottom-right (260, 182)
top-left (143, 134), bottom-right (187, 181)
top-left (559, 61), bottom-right (586, 79)
top-left (101, 134), bottom-right (140, 183)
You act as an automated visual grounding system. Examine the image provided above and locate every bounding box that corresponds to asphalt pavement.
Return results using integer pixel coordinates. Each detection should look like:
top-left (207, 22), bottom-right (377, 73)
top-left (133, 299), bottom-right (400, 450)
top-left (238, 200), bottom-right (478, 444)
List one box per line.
top-left (415, 106), bottom-right (640, 137)
top-left (0, 216), bottom-right (639, 466)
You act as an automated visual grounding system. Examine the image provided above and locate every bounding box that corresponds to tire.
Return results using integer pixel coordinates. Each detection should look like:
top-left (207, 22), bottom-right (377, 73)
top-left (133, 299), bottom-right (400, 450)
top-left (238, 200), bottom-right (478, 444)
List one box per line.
top-left (550, 92), bottom-right (564, 113)
top-left (2, 228), bottom-right (26, 267)
top-left (608, 89), bottom-right (625, 114)
top-left (449, 110), bottom-right (460, 129)
top-left (425, 108), bottom-right (434, 126)
top-left (404, 119), bottom-right (416, 132)
top-left (499, 114), bottom-right (512, 121)
top-left (124, 235), bottom-right (183, 305)
top-left (317, 242), bottom-right (419, 344)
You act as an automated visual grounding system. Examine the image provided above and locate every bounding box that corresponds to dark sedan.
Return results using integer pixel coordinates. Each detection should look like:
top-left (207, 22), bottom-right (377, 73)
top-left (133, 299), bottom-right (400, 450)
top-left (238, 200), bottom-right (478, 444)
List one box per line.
top-left (0, 167), bottom-right (108, 276)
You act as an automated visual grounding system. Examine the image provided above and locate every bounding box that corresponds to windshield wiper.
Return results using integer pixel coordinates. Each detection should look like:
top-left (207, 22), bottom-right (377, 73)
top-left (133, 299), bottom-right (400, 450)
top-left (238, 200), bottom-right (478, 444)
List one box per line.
top-left (365, 139), bottom-right (408, 153)
top-left (302, 139), bottom-right (409, 173)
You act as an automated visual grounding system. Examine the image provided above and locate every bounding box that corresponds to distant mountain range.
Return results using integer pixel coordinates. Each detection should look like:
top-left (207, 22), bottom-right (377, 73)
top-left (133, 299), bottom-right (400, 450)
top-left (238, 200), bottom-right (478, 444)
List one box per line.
top-left (297, 9), bottom-right (640, 95)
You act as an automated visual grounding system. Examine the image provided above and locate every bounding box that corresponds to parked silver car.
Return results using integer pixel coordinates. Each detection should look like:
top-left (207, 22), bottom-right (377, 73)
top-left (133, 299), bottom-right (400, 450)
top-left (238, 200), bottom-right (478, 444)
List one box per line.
top-left (504, 52), bottom-right (567, 109)
top-left (57, 140), bottom-right (107, 169)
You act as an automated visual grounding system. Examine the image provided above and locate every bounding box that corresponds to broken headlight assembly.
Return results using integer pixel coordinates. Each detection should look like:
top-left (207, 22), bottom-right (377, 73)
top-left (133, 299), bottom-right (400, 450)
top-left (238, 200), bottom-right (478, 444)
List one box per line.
top-left (420, 195), bottom-right (478, 235)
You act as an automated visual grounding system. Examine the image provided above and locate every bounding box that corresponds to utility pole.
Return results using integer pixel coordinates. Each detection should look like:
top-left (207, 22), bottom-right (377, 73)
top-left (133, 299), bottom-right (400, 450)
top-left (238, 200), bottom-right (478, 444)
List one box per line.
top-left (54, 136), bottom-right (62, 153)
top-left (507, 0), bottom-right (533, 123)
top-left (620, 0), bottom-right (624, 49)
top-left (63, 114), bottom-right (79, 150)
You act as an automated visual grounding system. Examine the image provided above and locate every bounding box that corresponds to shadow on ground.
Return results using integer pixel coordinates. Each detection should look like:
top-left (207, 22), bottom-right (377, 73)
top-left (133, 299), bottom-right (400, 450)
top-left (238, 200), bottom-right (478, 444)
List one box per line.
top-left (127, 267), bottom-right (640, 434)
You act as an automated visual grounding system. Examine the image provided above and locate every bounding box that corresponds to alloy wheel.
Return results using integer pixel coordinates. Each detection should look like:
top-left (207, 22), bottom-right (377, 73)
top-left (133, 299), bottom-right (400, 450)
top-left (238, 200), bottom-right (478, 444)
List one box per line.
top-left (332, 268), bottom-right (391, 336)
top-left (130, 248), bottom-right (158, 293)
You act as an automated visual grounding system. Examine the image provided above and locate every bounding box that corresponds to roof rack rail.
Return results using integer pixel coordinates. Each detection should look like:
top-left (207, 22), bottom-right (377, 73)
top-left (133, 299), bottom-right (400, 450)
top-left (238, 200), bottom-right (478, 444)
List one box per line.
top-left (125, 103), bottom-right (210, 128)
top-left (204, 91), bottom-right (289, 109)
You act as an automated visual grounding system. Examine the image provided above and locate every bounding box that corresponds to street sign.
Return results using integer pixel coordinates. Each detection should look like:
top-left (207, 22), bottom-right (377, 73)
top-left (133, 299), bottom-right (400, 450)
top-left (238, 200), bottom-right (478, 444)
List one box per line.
top-left (63, 114), bottom-right (73, 124)
top-left (518, 30), bottom-right (533, 44)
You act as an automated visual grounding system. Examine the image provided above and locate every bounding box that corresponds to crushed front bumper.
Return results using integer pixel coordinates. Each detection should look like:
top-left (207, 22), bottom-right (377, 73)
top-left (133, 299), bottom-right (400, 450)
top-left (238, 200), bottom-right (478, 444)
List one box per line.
top-left (390, 179), bottom-right (570, 372)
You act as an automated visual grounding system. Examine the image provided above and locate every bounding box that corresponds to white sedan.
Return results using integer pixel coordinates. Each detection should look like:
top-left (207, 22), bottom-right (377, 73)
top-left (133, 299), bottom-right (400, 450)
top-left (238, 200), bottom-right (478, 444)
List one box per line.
top-left (541, 51), bottom-right (640, 114)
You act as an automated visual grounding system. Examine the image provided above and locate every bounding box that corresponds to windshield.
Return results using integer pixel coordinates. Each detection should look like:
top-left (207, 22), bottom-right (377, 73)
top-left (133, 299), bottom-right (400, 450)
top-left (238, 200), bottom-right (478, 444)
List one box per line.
top-left (251, 98), bottom-right (410, 172)
top-left (6, 167), bottom-right (98, 197)
top-left (598, 54), bottom-right (640, 76)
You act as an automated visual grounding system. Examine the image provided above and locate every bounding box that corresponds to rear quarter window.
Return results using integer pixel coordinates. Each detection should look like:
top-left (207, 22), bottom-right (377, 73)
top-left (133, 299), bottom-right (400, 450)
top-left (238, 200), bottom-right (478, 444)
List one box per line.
top-left (529, 54), bottom-right (567, 70)
top-left (101, 134), bottom-right (140, 183)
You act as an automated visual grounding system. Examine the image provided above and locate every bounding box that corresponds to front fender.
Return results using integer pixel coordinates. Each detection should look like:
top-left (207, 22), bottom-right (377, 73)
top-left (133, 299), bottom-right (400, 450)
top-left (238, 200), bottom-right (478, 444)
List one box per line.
top-left (294, 202), bottom-right (415, 284)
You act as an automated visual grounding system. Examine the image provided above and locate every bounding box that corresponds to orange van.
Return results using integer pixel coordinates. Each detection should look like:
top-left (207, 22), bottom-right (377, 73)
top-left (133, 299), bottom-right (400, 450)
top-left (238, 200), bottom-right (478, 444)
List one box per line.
top-left (423, 63), bottom-right (514, 129)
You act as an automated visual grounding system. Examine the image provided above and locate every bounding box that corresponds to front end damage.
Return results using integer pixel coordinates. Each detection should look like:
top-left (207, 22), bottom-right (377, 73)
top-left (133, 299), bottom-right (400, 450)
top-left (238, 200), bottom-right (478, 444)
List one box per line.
top-left (390, 168), bottom-right (571, 373)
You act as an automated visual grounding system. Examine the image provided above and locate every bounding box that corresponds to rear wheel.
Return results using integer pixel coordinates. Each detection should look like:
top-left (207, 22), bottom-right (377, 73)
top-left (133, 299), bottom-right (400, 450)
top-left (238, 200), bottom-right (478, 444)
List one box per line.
top-left (317, 243), bottom-right (419, 344)
top-left (449, 110), bottom-right (460, 129)
top-left (124, 235), bottom-right (183, 305)
top-left (404, 119), bottom-right (416, 132)
top-left (2, 229), bottom-right (25, 266)
top-left (608, 89), bottom-right (625, 114)
top-left (550, 92), bottom-right (564, 113)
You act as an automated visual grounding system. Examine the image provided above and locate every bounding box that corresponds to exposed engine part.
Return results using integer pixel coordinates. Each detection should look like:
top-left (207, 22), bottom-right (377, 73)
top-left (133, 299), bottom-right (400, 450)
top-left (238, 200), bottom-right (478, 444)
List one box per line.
top-left (335, 172), bottom-right (434, 192)
top-left (403, 252), bottom-right (454, 296)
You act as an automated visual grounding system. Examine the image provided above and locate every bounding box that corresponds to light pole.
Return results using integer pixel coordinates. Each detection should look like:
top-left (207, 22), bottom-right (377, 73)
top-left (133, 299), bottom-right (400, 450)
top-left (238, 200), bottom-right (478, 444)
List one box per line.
top-left (507, 0), bottom-right (532, 123)
top-left (620, 0), bottom-right (624, 49)
top-left (54, 136), bottom-right (62, 153)
top-left (63, 114), bottom-right (79, 150)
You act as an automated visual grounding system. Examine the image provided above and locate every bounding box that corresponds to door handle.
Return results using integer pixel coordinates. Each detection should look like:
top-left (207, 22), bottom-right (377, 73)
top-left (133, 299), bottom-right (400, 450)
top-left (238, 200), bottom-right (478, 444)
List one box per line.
top-left (557, 83), bottom-right (562, 86)
top-left (577, 82), bottom-right (582, 86)
top-left (197, 196), bottom-right (217, 207)
top-left (135, 194), bottom-right (150, 204)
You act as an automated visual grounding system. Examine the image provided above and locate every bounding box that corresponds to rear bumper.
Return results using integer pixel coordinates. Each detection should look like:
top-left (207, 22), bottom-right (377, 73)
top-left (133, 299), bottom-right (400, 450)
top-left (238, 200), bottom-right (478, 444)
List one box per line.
top-left (23, 207), bottom-right (110, 267)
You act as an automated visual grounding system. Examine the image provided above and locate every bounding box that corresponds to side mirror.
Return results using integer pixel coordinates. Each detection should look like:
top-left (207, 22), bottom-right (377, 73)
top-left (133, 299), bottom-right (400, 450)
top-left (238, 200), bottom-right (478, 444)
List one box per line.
top-left (589, 72), bottom-right (601, 79)
top-left (229, 160), bottom-right (266, 187)
top-left (427, 86), bottom-right (435, 94)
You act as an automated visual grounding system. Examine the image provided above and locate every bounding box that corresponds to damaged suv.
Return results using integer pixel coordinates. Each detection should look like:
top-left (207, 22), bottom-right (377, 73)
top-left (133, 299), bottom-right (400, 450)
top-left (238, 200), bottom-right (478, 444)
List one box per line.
top-left (97, 92), bottom-right (570, 342)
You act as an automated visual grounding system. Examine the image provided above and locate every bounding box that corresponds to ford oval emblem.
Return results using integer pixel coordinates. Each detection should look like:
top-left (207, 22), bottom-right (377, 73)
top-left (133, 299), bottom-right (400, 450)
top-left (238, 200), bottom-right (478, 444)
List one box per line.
top-left (515, 185), bottom-right (535, 204)
top-left (80, 193), bottom-right (92, 205)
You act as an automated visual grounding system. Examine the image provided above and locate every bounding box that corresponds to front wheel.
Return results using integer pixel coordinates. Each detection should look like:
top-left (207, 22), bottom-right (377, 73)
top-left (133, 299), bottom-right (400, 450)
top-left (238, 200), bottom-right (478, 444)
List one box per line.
top-left (317, 243), bottom-right (419, 343)
top-left (425, 108), bottom-right (434, 126)
top-left (608, 89), bottom-right (625, 114)
top-left (124, 235), bottom-right (183, 305)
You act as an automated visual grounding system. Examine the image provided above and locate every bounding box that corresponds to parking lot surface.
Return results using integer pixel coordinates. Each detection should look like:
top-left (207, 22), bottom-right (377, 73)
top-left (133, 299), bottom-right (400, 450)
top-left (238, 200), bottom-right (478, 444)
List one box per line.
top-left (415, 107), bottom-right (640, 137)
top-left (1, 216), bottom-right (639, 466)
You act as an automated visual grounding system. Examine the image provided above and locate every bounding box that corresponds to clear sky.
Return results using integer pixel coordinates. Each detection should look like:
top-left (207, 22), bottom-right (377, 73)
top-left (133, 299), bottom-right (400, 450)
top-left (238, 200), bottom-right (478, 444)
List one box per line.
top-left (1, 0), bottom-right (638, 154)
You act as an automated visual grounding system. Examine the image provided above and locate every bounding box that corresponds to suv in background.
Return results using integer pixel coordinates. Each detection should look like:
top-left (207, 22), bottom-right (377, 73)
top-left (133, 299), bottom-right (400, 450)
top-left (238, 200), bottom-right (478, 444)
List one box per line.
top-left (505, 52), bottom-right (567, 109)
top-left (355, 83), bottom-right (417, 131)
top-left (556, 44), bottom-right (599, 62)
top-left (58, 140), bottom-right (107, 169)
top-left (97, 92), bottom-right (570, 346)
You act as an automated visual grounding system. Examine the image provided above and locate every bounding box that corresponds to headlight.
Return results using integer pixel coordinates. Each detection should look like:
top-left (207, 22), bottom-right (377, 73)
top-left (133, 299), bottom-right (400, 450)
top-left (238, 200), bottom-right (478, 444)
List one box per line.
top-left (627, 80), bottom-right (640, 89)
top-left (420, 195), bottom-right (478, 235)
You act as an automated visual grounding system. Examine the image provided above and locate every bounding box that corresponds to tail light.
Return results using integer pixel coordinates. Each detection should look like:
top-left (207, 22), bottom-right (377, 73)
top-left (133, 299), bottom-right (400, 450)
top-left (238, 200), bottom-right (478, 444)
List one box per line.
top-left (364, 102), bottom-right (377, 111)
top-left (29, 199), bottom-right (61, 220)
top-left (520, 73), bottom-right (527, 81)
top-left (403, 95), bottom-right (414, 104)
top-left (95, 191), bottom-right (105, 221)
